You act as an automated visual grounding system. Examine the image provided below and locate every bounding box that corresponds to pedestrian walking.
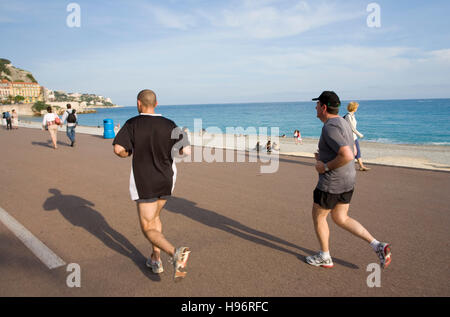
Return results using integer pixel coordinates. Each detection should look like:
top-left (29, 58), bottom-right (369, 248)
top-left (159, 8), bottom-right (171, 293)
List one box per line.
top-left (61, 104), bottom-right (78, 147)
top-left (306, 91), bottom-right (391, 269)
top-left (42, 106), bottom-right (61, 149)
top-left (344, 102), bottom-right (370, 171)
top-left (113, 89), bottom-right (192, 281)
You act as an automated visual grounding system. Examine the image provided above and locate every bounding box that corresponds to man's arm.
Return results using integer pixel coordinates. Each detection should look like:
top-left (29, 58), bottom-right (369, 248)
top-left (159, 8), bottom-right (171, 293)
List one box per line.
top-left (316, 145), bottom-right (354, 174)
top-left (61, 111), bottom-right (68, 124)
top-left (114, 144), bottom-right (130, 158)
top-left (179, 145), bottom-right (191, 157)
top-left (345, 115), bottom-right (363, 139)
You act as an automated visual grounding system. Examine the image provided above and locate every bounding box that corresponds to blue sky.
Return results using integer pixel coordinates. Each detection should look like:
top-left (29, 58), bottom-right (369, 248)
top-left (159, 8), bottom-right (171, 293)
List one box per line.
top-left (1, 0), bottom-right (450, 106)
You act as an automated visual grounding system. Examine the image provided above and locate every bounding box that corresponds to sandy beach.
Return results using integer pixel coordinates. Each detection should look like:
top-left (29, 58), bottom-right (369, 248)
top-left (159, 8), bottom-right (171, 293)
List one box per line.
top-left (0, 124), bottom-right (449, 297)
top-left (11, 120), bottom-right (450, 172)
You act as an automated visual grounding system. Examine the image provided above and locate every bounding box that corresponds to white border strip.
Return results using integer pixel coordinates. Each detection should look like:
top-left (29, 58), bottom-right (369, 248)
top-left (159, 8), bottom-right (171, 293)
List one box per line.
top-left (0, 206), bottom-right (66, 269)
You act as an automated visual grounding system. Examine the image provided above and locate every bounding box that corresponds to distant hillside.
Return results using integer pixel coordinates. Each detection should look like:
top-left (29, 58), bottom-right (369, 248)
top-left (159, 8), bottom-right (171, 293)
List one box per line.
top-left (0, 58), bottom-right (38, 83)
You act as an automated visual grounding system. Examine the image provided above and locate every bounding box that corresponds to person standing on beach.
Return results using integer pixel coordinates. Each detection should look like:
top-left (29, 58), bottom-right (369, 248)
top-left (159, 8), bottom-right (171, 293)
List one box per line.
top-left (11, 109), bottom-right (18, 129)
top-left (2, 112), bottom-right (6, 128)
top-left (112, 89), bottom-right (192, 281)
top-left (344, 102), bottom-right (370, 171)
top-left (294, 130), bottom-right (299, 144)
top-left (61, 104), bottom-right (78, 147)
top-left (306, 91), bottom-right (391, 269)
top-left (42, 106), bottom-right (61, 149)
top-left (4, 111), bottom-right (12, 130)
top-left (297, 129), bottom-right (303, 145)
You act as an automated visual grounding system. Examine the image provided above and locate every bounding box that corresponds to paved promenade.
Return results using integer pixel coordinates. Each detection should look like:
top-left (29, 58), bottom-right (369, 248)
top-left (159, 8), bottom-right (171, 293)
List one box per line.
top-left (0, 127), bottom-right (449, 296)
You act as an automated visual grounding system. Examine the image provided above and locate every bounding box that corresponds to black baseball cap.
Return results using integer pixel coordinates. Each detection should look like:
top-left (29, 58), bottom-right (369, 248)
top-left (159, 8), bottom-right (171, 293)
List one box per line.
top-left (312, 91), bottom-right (341, 108)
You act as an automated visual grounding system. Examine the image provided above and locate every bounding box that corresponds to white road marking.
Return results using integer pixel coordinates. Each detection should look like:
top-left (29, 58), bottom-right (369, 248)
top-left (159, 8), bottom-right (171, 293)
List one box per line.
top-left (0, 206), bottom-right (66, 269)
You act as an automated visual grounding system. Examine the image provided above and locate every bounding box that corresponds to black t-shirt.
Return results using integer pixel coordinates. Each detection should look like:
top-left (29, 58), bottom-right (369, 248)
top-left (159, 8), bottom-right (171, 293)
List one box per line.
top-left (113, 114), bottom-right (189, 200)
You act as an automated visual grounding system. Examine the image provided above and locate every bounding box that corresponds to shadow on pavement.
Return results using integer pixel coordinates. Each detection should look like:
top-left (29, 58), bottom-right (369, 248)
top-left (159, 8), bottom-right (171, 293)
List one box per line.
top-left (31, 141), bottom-right (71, 148)
top-left (165, 196), bottom-right (358, 269)
top-left (43, 188), bottom-right (161, 282)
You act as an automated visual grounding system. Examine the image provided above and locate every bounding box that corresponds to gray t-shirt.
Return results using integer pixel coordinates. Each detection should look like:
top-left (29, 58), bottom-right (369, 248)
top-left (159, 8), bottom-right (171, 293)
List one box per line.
top-left (316, 117), bottom-right (356, 194)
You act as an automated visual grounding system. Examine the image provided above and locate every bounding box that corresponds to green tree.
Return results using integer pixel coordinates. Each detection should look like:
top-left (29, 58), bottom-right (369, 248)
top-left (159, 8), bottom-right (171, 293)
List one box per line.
top-left (14, 95), bottom-right (25, 103)
top-left (26, 74), bottom-right (37, 83)
top-left (32, 101), bottom-right (51, 114)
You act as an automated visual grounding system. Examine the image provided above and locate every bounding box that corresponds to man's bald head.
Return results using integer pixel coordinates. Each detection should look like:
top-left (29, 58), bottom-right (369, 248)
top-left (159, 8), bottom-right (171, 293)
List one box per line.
top-left (137, 89), bottom-right (157, 108)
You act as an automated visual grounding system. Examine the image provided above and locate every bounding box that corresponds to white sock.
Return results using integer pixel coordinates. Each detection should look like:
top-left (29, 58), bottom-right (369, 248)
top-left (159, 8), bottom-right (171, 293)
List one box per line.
top-left (320, 251), bottom-right (331, 259)
top-left (370, 239), bottom-right (380, 251)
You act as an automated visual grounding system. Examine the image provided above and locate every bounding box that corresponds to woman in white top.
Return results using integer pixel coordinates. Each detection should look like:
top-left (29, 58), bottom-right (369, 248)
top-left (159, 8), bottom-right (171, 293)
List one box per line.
top-left (11, 109), bottom-right (19, 129)
top-left (344, 102), bottom-right (370, 171)
top-left (42, 106), bottom-right (61, 149)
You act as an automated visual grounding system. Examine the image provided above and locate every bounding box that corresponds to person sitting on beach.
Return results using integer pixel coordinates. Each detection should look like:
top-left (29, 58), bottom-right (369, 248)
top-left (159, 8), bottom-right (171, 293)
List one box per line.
top-left (113, 89), bottom-right (192, 281)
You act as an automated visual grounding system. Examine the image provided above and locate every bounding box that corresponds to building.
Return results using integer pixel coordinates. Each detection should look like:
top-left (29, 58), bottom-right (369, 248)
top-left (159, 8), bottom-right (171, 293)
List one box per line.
top-left (44, 87), bottom-right (55, 101)
top-left (11, 81), bottom-right (42, 103)
top-left (0, 80), bottom-right (11, 101)
top-left (0, 79), bottom-right (42, 103)
top-left (68, 93), bottom-right (81, 99)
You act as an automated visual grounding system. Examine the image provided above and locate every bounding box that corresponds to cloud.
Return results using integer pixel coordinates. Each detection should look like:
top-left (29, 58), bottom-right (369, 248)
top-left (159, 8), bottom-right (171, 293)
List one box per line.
top-left (218, 1), bottom-right (362, 39)
top-left (428, 49), bottom-right (450, 63)
top-left (136, 0), bottom-right (364, 39)
top-left (146, 5), bottom-right (198, 30)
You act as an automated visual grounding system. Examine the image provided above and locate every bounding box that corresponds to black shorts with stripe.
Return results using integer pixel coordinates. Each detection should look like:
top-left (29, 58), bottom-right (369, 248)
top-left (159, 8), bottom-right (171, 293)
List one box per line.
top-left (313, 188), bottom-right (354, 210)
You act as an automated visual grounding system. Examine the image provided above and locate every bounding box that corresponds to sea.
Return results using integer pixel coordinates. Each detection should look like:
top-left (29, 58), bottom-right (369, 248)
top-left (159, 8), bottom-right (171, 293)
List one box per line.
top-left (21, 99), bottom-right (450, 146)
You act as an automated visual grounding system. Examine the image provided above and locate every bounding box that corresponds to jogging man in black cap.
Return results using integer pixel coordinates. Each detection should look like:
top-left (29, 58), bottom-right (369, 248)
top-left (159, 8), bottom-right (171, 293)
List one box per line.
top-left (306, 91), bottom-right (392, 269)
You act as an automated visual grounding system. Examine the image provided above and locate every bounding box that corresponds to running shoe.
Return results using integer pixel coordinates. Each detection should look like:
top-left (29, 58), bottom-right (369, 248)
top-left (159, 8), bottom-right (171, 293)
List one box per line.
top-left (306, 253), bottom-right (334, 268)
top-left (170, 247), bottom-right (191, 281)
top-left (146, 258), bottom-right (164, 274)
top-left (375, 242), bottom-right (392, 268)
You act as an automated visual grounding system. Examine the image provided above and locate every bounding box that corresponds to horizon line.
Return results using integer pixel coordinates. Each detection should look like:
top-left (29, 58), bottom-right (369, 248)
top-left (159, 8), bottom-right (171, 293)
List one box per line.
top-left (119, 97), bottom-right (450, 107)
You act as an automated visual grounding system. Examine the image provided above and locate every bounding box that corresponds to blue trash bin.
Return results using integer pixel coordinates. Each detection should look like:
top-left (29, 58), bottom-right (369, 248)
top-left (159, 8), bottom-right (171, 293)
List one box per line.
top-left (103, 119), bottom-right (115, 139)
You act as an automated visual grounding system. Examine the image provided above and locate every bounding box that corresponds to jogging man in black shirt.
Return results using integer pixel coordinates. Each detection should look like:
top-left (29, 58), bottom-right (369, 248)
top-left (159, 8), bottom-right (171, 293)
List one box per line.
top-left (113, 89), bottom-right (191, 281)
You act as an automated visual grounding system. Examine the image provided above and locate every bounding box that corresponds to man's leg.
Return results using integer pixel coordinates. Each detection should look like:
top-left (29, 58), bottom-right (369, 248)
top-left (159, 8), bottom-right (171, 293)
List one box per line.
top-left (312, 203), bottom-right (332, 252)
top-left (330, 203), bottom-right (375, 243)
top-left (331, 203), bottom-right (392, 268)
top-left (48, 126), bottom-right (57, 148)
top-left (137, 199), bottom-right (175, 259)
top-left (66, 127), bottom-right (71, 142)
top-left (71, 127), bottom-right (76, 143)
top-left (306, 203), bottom-right (334, 267)
top-left (148, 199), bottom-right (167, 262)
